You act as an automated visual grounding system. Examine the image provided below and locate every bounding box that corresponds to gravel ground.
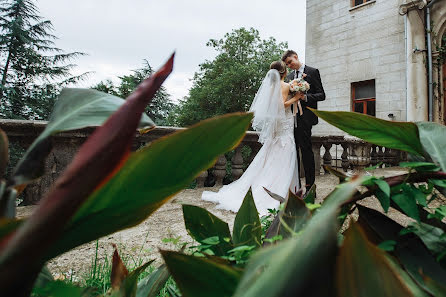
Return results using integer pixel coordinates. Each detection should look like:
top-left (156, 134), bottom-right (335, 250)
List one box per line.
top-left (16, 167), bottom-right (440, 281)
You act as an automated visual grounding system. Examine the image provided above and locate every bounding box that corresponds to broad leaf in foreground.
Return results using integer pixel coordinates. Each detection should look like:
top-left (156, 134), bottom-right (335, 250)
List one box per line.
top-left (233, 189), bottom-right (262, 247)
top-left (46, 113), bottom-right (251, 260)
top-left (161, 250), bottom-right (242, 297)
top-left (136, 264), bottom-right (170, 297)
top-left (310, 109), bottom-right (424, 156)
top-left (358, 205), bottom-right (446, 295)
top-left (278, 190), bottom-right (311, 239)
top-left (182, 204), bottom-right (233, 256)
top-left (336, 222), bottom-right (427, 297)
top-left (416, 122), bottom-right (446, 171)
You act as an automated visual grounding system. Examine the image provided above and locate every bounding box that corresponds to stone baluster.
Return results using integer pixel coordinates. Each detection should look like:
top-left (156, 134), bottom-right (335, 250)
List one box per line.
top-left (231, 146), bottom-right (244, 181)
top-left (322, 142), bottom-right (333, 174)
top-left (213, 155), bottom-right (227, 187)
top-left (341, 143), bottom-right (350, 172)
top-left (377, 146), bottom-right (385, 167)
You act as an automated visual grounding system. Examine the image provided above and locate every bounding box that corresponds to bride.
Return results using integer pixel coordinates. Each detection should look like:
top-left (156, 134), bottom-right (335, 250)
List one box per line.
top-left (202, 61), bottom-right (301, 215)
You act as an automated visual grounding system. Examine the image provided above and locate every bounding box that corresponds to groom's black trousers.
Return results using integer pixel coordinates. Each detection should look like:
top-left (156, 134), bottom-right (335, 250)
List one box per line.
top-left (294, 118), bottom-right (315, 190)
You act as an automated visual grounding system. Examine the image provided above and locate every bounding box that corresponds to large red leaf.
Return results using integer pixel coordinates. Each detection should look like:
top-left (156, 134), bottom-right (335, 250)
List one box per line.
top-left (0, 54), bottom-right (174, 296)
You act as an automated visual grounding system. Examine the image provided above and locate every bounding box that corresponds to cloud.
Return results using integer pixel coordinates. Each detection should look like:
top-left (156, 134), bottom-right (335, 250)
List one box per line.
top-left (37, 0), bottom-right (306, 100)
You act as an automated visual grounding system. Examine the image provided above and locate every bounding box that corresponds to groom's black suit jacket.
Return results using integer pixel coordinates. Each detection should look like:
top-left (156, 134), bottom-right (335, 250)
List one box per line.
top-left (286, 65), bottom-right (325, 126)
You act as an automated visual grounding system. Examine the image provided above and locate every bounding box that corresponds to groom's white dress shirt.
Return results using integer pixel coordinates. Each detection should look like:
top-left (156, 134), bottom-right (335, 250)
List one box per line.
top-left (294, 64), bottom-right (305, 80)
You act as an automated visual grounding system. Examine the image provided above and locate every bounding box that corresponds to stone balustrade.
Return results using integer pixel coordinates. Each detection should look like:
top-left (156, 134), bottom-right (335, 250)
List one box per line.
top-left (0, 119), bottom-right (405, 205)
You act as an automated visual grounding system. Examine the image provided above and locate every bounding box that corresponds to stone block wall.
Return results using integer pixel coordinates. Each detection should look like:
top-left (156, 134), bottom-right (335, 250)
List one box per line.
top-left (306, 0), bottom-right (407, 136)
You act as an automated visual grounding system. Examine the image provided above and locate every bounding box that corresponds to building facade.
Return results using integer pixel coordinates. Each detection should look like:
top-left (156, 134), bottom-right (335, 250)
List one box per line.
top-left (306, 0), bottom-right (446, 136)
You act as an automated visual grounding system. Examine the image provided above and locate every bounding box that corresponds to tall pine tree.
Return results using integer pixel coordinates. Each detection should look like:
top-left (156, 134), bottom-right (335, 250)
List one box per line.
top-left (0, 0), bottom-right (86, 119)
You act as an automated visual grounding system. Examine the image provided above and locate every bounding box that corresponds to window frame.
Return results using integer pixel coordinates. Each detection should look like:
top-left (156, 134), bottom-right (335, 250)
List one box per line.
top-left (351, 79), bottom-right (376, 116)
top-left (351, 0), bottom-right (370, 7)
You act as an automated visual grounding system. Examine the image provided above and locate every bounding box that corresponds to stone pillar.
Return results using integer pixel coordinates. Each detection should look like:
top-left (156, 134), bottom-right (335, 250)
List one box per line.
top-left (231, 147), bottom-right (244, 181)
top-left (322, 143), bottom-right (333, 174)
top-left (401, 1), bottom-right (429, 122)
top-left (213, 155), bottom-right (227, 187)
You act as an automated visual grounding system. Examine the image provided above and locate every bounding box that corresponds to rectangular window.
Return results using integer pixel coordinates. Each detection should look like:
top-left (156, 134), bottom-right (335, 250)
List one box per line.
top-left (352, 0), bottom-right (371, 7)
top-left (351, 80), bottom-right (376, 116)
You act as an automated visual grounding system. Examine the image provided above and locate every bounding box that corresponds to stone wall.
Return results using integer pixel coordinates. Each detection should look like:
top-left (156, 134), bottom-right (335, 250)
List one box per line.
top-left (306, 0), bottom-right (407, 135)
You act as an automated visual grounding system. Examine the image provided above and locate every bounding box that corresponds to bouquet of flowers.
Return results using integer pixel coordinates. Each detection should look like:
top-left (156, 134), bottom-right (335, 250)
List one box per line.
top-left (289, 77), bottom-right (310, 116)
top-left (289, 77), bottom-right (310, 93)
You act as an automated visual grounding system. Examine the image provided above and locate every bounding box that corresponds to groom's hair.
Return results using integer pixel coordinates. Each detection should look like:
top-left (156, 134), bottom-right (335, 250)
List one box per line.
top-left (281, 50), bottom-right (298, 61)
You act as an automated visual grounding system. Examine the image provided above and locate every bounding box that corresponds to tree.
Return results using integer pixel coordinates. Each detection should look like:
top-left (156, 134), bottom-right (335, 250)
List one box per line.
top-left (171, 27), bottom-right (288, 127)
top-left (0, 0), bottom-right (86, 120)
top-left (92, 60), bottom-right (174, 126)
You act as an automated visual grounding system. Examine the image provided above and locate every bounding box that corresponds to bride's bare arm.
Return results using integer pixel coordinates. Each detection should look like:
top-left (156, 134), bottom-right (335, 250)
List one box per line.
top-left (281, 83), bottom-right (302, 108)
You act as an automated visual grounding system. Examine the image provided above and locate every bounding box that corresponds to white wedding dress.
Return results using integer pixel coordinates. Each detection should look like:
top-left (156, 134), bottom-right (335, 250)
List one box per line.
top-left (202, 70), bottom-right (299, 216)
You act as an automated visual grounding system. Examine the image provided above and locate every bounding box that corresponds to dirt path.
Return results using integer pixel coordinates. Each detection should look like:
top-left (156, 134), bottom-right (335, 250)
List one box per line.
top-left (16, 167), bottom-right (417, 281)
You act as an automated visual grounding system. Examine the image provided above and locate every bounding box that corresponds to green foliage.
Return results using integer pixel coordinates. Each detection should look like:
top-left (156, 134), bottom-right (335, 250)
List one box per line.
top-left (0, 0), bottom-right (87, 120)
top-left (171, 27), bottom-right (288, 126)
top-left (232, 189), bottom-right (262, 247)
top-left (92, 61), bottom-right (175, 126)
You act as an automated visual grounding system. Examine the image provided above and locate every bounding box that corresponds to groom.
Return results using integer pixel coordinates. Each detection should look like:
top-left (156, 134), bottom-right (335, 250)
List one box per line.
top-left (282, 50), bottom-right (325, 193)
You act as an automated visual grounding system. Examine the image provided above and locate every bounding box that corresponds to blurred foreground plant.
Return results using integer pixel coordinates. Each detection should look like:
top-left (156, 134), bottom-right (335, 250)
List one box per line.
top-left (0, 54), bottom-right (253, 296)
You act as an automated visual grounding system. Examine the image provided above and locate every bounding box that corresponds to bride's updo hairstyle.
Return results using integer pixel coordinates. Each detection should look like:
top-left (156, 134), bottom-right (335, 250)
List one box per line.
top-left (269, 61), bottom-right (287, 79)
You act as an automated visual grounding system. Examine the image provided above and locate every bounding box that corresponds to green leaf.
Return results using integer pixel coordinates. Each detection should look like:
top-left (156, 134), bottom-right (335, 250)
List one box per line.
top-left (357, 205), bottom-right (446, 295)
top-left (377, 240), bottom-right (397, 251)
top-left (45, 113), bottom-right (250, 260)
top-left (404, 185), bottom-right (428, 207)
top-left (391, 193), bottom-right (420, 221)
top-left (233, 189), bottom-right (262, 247)
top-left (136, 264), bottom-right (169, 297)
top-left (430, 179), bottom-right (446, 188)
top-left (32, 280), bottom-right (83, 297)
top-left (416, 122), bottom-right (446, 171)
top-left (115, 261), bottom-right (152, 297)
top-left (278, 191), bottom-right (311, 239)
top-left (373, 178), bottom-right (390, 197)
top-left (0, 129), bottom-right (8, 177)
top-left (400, 162), bottom-right (440, 172)
top-left (336, 223), bottom-right (428, 297)
top-left (12, 88), bottom-right (154, 186)
top-left (375, 190), bottom-right (390, 213)
top-left (161, 251), bottom-right (242, 297)
top-left (233, 177), bottom-right (364, 297)
top-left (182, 204), bottom-right (233, 256)
top-left (409, 222), bottom-right (446, 257)
top-left (310, 109), bottom-right (424, 155)
top-left (303, 184), bottom-right (316, 204)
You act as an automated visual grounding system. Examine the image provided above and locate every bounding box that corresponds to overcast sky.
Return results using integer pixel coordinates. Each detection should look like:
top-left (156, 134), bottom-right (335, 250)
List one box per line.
top-left (36, 0), bottom-right (307, 101)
